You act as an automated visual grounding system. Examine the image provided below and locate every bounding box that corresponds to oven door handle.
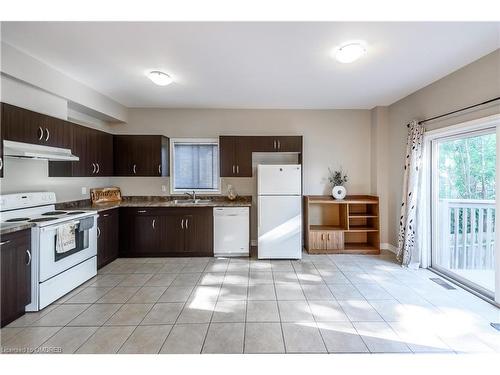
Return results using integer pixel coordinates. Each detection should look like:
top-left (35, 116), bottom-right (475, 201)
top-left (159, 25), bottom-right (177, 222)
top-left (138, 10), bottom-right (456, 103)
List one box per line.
top-left (39, 219), bottom-right (92, 232)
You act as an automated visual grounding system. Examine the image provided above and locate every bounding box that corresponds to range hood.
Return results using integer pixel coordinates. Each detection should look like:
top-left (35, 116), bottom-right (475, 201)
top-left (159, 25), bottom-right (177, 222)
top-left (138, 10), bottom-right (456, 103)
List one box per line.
top-left (3, 140), bottom-right (79, 161)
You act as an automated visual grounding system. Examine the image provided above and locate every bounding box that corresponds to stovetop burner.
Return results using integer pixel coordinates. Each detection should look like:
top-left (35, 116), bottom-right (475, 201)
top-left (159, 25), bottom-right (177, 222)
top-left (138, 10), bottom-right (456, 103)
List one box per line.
top-left (5, 217), bottom-right (30, 222)
top-left (42, 211), bottom-right (68, 216)
top-left (29, 217), bottom-right (60, 222)
top-left (66, 211), bottom-right (86, 215)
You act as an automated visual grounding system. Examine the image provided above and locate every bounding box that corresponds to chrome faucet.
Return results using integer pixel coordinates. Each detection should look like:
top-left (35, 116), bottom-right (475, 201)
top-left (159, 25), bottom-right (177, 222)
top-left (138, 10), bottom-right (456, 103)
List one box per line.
top-left (185, 190), bottom-right (196, 200)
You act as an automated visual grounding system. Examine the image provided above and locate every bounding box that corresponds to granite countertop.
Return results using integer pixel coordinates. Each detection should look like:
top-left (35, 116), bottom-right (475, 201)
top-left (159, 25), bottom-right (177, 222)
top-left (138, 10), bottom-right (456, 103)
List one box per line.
top-left (0, 222), bottom-right (35, 236)
top-left (57, 195), bottom-right (253, 212)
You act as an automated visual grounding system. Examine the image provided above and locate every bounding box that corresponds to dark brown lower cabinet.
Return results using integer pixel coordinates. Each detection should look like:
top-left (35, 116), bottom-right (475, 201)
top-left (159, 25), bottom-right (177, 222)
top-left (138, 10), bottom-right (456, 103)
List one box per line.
top-left (119, 207), bottom-right (213, 257)
top-left (163, 208), bottom-right (213, 256)
top-left (1, 229), bottom-right (31, 327)
top-left (97, 208), bottom-right (119, 269)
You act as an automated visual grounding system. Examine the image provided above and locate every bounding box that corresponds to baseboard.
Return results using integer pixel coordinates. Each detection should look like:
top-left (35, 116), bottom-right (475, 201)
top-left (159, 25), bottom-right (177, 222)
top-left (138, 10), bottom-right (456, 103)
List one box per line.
top-left (253, 239), bottom-right (398, 254)
top-left (381, 243), bottom-right (397, 253)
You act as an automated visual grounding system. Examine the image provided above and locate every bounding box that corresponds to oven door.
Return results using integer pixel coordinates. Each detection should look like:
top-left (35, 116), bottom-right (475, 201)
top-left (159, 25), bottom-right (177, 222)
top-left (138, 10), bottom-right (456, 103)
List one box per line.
top-left (38, 215), bottom-right (98, 282)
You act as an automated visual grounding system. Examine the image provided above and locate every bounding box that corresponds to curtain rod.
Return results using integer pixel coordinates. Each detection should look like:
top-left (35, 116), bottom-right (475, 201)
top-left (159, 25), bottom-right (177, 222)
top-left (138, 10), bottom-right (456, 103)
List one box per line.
top-left (417, 96), bottom-right (500, 125)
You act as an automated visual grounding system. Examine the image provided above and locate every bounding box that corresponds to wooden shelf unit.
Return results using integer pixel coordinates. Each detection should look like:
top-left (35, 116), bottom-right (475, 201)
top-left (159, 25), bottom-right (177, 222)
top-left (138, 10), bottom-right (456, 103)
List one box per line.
top-left (304, 195), bottom-right (380, 254)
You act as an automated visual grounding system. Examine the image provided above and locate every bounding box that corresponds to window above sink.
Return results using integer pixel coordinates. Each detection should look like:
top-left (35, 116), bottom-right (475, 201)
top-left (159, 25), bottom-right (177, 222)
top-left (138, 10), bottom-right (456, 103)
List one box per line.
top-left (170, 138), bottom-right (220, 195)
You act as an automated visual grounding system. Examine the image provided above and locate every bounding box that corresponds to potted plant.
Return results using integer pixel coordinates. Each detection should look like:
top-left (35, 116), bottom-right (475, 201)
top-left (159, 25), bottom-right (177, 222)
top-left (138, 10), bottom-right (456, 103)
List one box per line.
top-left (328, 168), bottom-right (348, 199)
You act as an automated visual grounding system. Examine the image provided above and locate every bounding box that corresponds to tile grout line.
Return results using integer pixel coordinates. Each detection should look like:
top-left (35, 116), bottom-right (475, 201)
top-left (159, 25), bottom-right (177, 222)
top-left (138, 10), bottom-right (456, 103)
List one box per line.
top-left (272, 260), bottom-right (288, 354)
top-left (297, 257), bottom-right (329, 353)
top-left (199, 258), bottom-right (228, 354)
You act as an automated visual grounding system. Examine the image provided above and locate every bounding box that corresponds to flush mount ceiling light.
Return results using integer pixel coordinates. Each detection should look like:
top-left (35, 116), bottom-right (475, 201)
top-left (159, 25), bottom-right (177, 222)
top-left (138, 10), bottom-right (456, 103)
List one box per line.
top-left (334, 42), bottom-right (367, 63)
top-left (147, 70), bottom-right (173, 86)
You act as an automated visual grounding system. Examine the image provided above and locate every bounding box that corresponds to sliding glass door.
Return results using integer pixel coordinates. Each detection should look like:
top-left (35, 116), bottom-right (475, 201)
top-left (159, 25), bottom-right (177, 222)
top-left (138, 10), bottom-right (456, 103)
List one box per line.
top-left (431, 128), bottom-right (496, 298)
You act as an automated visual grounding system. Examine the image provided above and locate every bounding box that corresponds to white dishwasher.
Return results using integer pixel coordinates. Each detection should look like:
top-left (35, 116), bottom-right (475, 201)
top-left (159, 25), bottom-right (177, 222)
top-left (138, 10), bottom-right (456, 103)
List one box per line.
top-left (214, 207), bottom-right (250, 257)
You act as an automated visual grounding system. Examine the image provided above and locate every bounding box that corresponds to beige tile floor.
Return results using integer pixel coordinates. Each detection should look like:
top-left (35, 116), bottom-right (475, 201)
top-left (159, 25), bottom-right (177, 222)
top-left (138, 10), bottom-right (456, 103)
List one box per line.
top-left (1, 251), bottom-right (499, 354)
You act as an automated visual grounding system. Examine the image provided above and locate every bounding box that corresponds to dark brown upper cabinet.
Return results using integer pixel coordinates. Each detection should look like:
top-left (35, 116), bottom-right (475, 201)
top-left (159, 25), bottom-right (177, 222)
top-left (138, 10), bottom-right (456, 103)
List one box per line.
top-left (1, 102), bottom-right (72, 149)
top-left (219, 136), bottom-right (253, 177)
top-left (252, 136), bottom-right (302, 153)
top-left (113, 135), bottom-right (169, 177)
top-left (49, 124), bottom-right (113, 177)
top-left (219, 135), bottom-right (302, 177)
top-left (1, 229), bottom-right (31, 328)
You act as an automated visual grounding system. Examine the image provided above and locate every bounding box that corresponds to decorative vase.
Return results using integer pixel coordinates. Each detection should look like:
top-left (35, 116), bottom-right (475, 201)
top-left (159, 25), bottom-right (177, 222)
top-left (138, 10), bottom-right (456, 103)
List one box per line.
top-left (332, 185), bottom-right (347, 200)
top-left (227, 184), bottom-right (237, 201)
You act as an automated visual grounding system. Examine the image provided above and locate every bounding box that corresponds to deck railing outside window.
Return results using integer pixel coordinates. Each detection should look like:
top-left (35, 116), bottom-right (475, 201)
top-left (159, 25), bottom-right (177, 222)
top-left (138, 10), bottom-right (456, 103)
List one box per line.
top-left (438, 199), bottom-right (495, 270)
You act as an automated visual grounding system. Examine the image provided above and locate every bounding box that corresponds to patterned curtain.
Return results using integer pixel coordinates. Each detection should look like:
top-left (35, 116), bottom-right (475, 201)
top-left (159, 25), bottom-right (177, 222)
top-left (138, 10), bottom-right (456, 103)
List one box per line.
top-left (397, 120), bottom-right (425, 267)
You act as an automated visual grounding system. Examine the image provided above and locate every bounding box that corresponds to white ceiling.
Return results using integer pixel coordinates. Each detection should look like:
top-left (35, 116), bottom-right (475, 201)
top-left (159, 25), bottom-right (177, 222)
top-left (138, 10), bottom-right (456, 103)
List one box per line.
top-left (1, 22), bottom-right (499, 109)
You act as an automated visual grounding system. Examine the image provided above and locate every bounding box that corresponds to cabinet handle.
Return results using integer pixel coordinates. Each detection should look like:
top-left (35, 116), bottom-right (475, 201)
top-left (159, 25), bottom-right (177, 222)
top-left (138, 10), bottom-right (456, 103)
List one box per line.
top-left (273, 139), bottom-right (276, 149)
top-left (277, 140), bottom-right (281, 150)
top-left (321, 234), bottom-right (324, 240)
top-left (232, 165), bottom-right (235, 174)
top-left (96, 163), bottom-right (100, 174)
top-left (97, 226), bottom-right (101, 238)
top-left (185, 218), bottom-right (189, 229)
top-left (91, 163), bottom-right (96, 174)
top-left (328, 233), bottom-right (331, 240)
top-left (181, 218), bottom-right (184, 229)
top-left (133, 164), bottom-right (137, 174)
top-left (152, 219), bottom-right (156, 229)
top-left (26, 250), bottom-right (32, 266)
top-left (158, 164), bottom-right (162, 175)
top-left (103, 213), bottom-right (110, 217)
top-left (45, 128), bottom-right (50, 142)
top-left (38, 126), bottom-right (44, 140)
top-left (0, 240), bottom-right (11, 246)
top-left (236, 165), bottom-right (239, 174)
top-left (137, 210), bottom-right (147, 213)
top-left (0, 157), bottom-right (3, 171)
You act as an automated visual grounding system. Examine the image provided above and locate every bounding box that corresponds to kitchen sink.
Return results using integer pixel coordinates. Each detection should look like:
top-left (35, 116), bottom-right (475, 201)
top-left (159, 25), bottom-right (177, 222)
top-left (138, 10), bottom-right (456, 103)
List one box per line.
top-left (173, 199), bottom-right (212, 204)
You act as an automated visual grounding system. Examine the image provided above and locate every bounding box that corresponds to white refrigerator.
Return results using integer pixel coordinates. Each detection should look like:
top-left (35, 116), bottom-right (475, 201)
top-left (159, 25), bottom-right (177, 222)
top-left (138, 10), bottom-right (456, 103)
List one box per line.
top-left (257, 164), bottom-right (302, 259)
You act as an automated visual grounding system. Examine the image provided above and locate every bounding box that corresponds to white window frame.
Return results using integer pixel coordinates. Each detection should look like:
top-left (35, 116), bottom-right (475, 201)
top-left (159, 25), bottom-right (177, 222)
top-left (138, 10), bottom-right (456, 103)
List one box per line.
top-left (169, 138), bottom-right (221, 195)
top-left (422, 113), bottom-right (500, 304)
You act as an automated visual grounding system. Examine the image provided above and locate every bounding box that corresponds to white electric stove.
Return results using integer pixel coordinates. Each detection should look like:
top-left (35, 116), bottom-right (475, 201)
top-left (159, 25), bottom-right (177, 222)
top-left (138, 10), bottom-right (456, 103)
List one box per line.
top-left (0, 192), bottom-right (98, 311)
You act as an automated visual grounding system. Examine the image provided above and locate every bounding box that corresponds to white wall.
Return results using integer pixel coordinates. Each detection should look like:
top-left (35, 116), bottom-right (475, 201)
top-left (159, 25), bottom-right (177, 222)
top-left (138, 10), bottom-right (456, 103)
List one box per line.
top-left (1, 42), bottom-right (127, 122)
top-left (384, 49), bottom-right (500, 247)
top-left (110, 108), bottom-right (372, 196)
top-left (109, 108), bottom-right (372, 242)
top-left (0, 75), bottom-right (114, 201)
top-left (370, 106), bottom-right (390, 244)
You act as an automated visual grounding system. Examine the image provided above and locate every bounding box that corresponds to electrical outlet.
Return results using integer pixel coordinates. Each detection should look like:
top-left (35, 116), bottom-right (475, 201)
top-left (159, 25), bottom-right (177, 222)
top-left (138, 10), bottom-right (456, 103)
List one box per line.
top-left (161, 185), bottom-right (167, 192)
top-left (81, 187), bottom-right (87, 195)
